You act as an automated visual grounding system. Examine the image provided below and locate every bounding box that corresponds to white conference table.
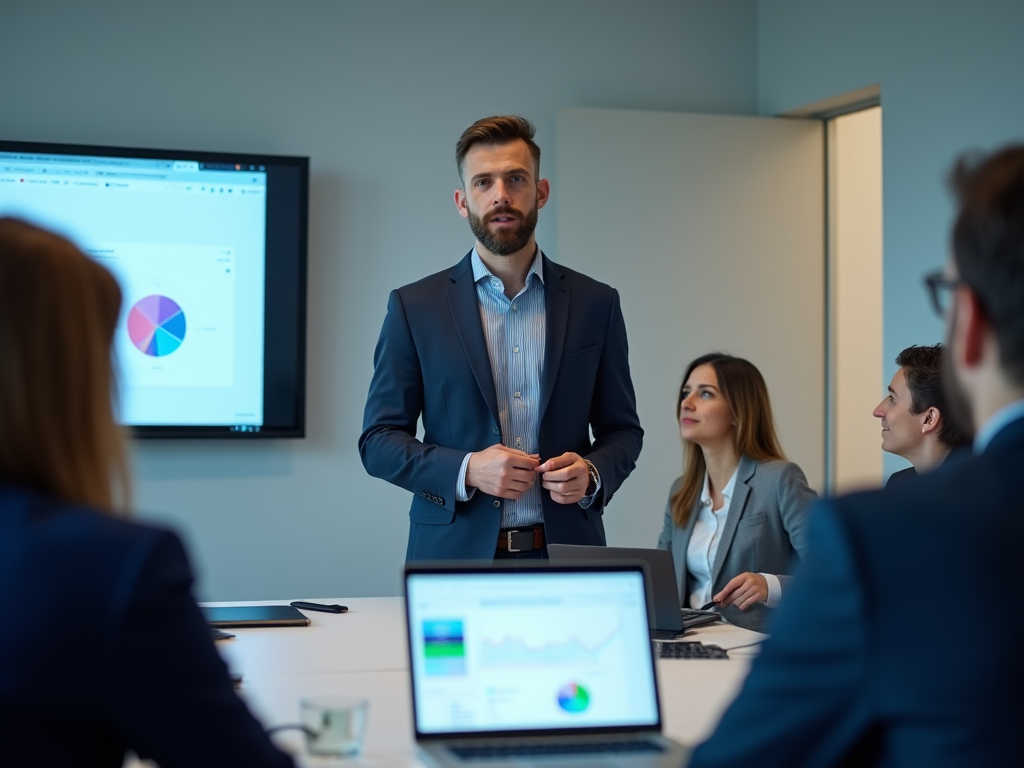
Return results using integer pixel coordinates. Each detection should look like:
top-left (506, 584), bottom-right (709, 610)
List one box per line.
top-left (180, 597), bottom-right (766, 767)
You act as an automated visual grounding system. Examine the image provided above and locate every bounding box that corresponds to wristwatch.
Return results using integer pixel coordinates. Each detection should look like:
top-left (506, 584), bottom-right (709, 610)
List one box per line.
top-left (584, 459), bottom-right (601, 496)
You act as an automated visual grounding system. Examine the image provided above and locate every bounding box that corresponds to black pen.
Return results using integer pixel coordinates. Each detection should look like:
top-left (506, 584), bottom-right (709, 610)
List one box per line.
top-left (290, 601), bottom-right (348, 614)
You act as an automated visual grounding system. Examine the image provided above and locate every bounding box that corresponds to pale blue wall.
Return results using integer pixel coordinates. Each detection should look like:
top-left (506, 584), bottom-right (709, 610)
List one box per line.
top-left (0, 0), bottom-right (758, 599)
top-left (7, 1), bottom-right (1019, 599)
top-left (758, 0), bottom-right (1024, 476)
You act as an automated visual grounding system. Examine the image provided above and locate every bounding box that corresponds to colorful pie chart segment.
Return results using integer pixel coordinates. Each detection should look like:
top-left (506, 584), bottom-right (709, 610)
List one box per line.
top-left (557, 682), bottom-right (590, 713)
top-left (127, 295), bottom-right (186, 357)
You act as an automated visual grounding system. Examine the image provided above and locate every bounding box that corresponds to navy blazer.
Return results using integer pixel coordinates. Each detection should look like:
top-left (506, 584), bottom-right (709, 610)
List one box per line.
top-left (359, 251), bottom-right (643, 560)
top-left (0, 484), bottom-right (294, 768)
top-left (884, 466), bottom-right (916, 489)
top-left (689, 416), bottom-right (1024, 768)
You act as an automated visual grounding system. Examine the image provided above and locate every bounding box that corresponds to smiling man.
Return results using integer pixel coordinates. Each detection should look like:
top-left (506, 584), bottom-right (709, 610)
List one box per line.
top-left (359, 115), bottom-right (642, 560)
top-left (872, 344), bottom-right (971, 487)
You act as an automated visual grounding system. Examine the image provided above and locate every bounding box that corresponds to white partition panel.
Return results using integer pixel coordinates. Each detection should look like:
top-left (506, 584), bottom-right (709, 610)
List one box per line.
top-left (830, 106), bottom-right (884, 492)
top-left (556, 107), bottom-right (824, 548)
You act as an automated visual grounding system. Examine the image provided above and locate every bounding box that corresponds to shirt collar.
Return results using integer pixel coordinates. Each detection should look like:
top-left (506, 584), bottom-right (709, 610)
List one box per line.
top-left (471, 246), bottom-right (545, 286)
top-left (974, 398), bottom-right (1024, 454)
top-left (700, 467), bottom-right (739, 508)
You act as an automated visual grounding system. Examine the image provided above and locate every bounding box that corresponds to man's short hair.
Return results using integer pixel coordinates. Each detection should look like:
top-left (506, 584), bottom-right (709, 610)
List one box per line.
top-left (455, 115), bottom-right (541, 186)
top-left (895, 344), bottom-right (971, 448)
top-left (950, 144), bottom-right (1024, 386)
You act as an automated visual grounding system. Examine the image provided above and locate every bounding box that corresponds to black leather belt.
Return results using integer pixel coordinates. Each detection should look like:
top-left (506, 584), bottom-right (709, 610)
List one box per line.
top-left (496, 525), bottom-right (545, 552)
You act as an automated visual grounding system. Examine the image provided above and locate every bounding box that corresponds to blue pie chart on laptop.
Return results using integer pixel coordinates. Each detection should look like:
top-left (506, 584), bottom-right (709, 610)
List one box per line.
top-left (557, 682), bottom-right (590, 713)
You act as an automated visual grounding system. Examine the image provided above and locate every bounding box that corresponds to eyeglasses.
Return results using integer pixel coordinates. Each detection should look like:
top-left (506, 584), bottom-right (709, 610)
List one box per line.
top-left (923, 271), bottom-right (965, 318)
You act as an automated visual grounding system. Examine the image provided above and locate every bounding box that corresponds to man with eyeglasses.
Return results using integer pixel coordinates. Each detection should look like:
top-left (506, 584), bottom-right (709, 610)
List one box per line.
top-left (686, 145), bottom-right (1024, 768)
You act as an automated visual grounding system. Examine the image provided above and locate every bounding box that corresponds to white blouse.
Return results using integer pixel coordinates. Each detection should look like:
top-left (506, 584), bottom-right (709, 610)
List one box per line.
top-left (685, 469), bottom-right (781, 609)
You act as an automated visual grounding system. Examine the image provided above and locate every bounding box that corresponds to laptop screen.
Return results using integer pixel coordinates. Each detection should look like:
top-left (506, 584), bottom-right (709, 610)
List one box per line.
top-left (405, 566), bottom-right (661, 736)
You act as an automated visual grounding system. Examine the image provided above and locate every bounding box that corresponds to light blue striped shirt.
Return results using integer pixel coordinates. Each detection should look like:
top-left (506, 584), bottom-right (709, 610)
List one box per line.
top-left (457, 248), bottom-right (547, 527)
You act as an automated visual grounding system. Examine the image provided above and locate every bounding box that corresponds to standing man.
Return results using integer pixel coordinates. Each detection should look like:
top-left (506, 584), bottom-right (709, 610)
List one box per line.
top-left (688, 145), bottom-right (1024, 767)
top-left (359, 116), bottom-right (643, 560)
top-left (872, 343), bottom-right (971, 488)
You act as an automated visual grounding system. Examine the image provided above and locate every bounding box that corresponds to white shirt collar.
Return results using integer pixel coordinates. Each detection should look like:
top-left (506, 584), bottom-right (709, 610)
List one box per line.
top-left (700, 467), bottom-right (739, 508)
top-left (471, 246), bottom-right (545, 286)
top-left (974, 398), bottom-right (1024, 454)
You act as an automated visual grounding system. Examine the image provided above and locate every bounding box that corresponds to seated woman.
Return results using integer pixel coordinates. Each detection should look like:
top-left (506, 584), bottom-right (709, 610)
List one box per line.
top-left (0, 219), bottom-right (294, 767)
top-left (657, 353), bottom-right (816, 632)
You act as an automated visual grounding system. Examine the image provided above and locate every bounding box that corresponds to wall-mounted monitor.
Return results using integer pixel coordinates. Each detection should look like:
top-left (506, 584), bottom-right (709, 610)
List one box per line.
top-left (0, 140), bottom-right (308, 438)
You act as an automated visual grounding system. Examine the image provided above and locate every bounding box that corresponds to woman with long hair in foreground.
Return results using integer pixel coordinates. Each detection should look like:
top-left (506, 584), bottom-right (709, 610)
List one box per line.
top-left (0, 218), bottom-right (294, 767)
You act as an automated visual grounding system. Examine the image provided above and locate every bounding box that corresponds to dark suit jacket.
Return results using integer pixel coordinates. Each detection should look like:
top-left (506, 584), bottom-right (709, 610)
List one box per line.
top-left (886, 447), bottom-right (972, 490)
top-left (689, 416), bottom-right (1024, 768)
top-left (359, 251), bottom-right (643, 560)
top-left (0, 484), bottom-right (294, 768)
top-left (656, 457), bottom-right (816, 632)
top-left (884, 465), bottom-right (916, 489)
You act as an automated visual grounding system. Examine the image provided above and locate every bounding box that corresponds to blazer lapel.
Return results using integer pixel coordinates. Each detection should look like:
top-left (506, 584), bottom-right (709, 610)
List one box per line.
top-left (710, 455), bottom-right (757, 585)
top-left (539, 255), bottom-right (569, 424)
top-left (446, 251), bottom-right (500, 425)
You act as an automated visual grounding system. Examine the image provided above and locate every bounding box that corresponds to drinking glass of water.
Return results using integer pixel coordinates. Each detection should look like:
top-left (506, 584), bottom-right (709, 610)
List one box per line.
top-left (300, 696), bottom-right (369, 757)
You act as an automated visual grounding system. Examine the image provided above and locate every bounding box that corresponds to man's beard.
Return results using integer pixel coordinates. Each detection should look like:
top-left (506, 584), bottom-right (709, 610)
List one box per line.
top-left (468, 204), bottom-right (538, 256)
top-left (942, 312), bottom-right (976, 438)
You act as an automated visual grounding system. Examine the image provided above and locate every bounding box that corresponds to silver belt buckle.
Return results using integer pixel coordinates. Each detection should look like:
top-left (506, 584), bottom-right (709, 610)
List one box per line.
top-left (506, 530), bottom-right (521, 553)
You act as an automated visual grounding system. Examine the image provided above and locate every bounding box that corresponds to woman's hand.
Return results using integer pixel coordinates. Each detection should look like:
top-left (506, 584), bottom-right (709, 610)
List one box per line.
top-left (713, 572), bottom-right (768, 610)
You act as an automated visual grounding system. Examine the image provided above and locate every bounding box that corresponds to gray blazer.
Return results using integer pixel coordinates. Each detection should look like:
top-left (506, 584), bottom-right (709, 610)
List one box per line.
top-left (656, 455), bottom-right (816, 632)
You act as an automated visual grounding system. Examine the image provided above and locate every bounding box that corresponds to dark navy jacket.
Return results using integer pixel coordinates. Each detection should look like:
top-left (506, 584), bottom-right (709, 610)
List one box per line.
top-left (359, 251), bottom-right (643, 560)
top-left (0, 484), bottom-right (294, 768)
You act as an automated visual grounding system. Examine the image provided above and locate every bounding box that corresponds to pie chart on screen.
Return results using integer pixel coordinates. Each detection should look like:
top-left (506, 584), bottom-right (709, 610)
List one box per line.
top-left (127, 295), bottom-right (187, 357)
top-left (557, 682), bottom-right (590, 713)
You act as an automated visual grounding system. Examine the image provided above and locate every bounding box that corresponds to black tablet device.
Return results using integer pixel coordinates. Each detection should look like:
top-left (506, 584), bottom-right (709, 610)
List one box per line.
top-left (202, 605), bottom-right (310, 628)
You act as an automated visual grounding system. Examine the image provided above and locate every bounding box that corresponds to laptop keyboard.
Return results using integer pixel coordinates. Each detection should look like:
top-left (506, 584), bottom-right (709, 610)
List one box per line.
top-left (449, 740), bottom-right (665, 758)
top-left (656, 641), bottom-right (729, 659)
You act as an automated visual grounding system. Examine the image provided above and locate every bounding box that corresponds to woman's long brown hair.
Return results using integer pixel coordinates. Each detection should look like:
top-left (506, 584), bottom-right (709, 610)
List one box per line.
top-left (0, 218), bottom-right (130, 513)
top-left (670, 353), bottom-right (784, 527)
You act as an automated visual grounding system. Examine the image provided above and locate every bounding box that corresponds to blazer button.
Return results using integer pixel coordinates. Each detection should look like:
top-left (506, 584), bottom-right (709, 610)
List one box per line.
top-left (492, 426), bottom-right (499, 435)
top-left (437, 497), bottom-right (445, 506)
top-left (493, 500), bottom-right (501, 508)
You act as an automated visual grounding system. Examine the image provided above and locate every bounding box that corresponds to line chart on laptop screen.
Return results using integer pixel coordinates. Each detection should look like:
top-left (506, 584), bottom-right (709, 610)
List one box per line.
top-left (475, 622), bottom-right (624, 668)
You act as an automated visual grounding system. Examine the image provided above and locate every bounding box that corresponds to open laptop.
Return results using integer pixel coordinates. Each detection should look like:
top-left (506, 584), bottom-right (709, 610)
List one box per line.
top-left (404, 562), bottom-right (690, 767)
top-left (548, 545), bottom-right (720, 639)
